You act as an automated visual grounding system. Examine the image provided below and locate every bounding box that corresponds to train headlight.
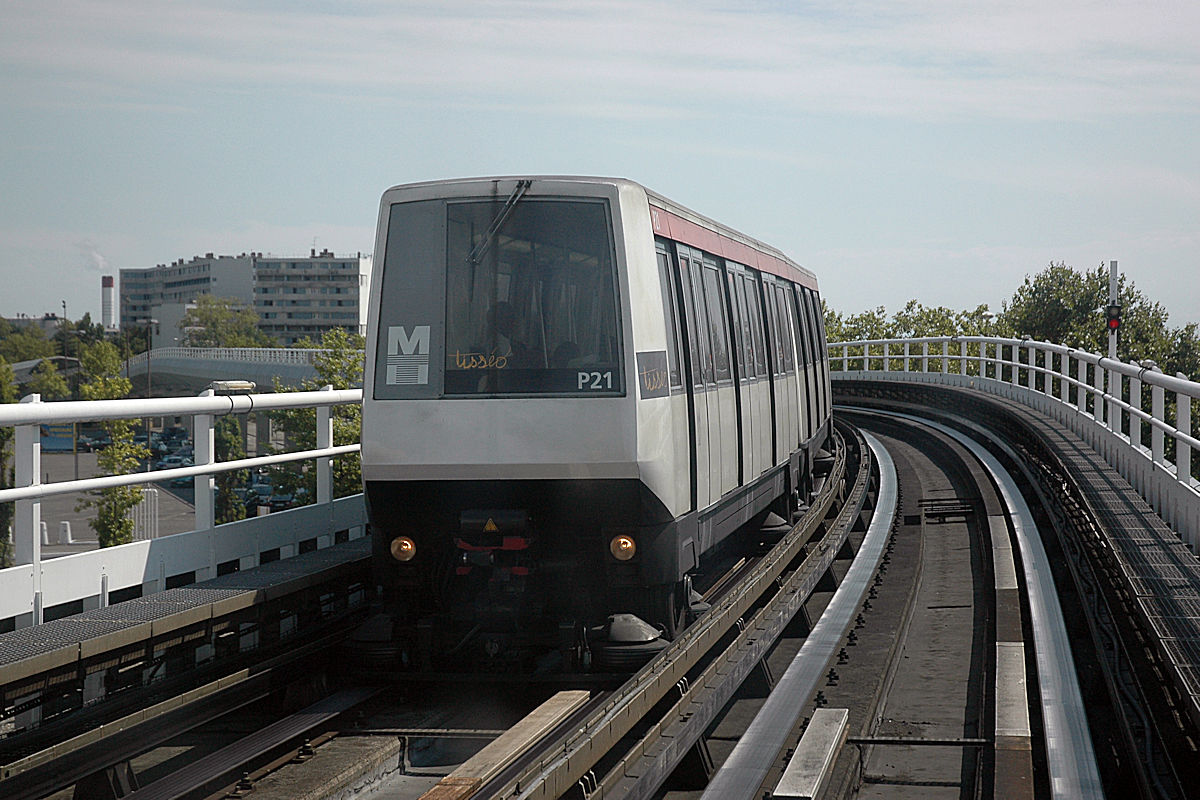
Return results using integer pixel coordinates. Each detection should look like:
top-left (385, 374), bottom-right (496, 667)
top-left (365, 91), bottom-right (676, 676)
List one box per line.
top-left (390, 536), bottom-right (417, 562)
top-left (609, 535), bottom-right (636, 561)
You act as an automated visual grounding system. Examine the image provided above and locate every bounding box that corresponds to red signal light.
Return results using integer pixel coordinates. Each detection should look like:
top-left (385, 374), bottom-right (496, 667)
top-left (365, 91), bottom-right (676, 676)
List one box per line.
top-left (1106, 304), bottom-right (1122, 331)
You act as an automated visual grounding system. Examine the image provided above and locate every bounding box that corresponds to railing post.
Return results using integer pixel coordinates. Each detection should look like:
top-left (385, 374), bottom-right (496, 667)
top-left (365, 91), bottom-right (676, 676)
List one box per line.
top-left (317, 385), bottom-right (334, 506)
top-left (1108, 365), bottom-right (1121, 435)
top-left (922, 342), bottom-right (929, 373)
top-left (903, 342), bottom-right (910, 372)
top-left (195, 388), bottom-right (216, 534)
top-left (1130, 372), bottom-right (1142, 452)
top-left (1077, 356), bottom-right (1087, 414)
top-left (941, 340), bottom-right (948, 374)
top-left (14, 394), bottom-right (43, 624)
top-left (1178, 375), bottom-right (1192, 487)
top-left (1059, 352), bottom-right (1070, 404)
top-left (1010, 344), bottom-right (1020, 386)
top-left (1093, 358), bottom-right (1106, 424)
top-left (882, 342), bottom-right (889, 373)
top-left (1151, 373), bottom-right (1165, 466)
top-left (1024, 343), bottom-right (1035, 389)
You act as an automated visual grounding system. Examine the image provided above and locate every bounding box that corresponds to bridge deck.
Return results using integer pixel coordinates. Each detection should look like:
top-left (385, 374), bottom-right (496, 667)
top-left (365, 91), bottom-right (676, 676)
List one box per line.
top-left (0, 536), bottom-right (371, 688)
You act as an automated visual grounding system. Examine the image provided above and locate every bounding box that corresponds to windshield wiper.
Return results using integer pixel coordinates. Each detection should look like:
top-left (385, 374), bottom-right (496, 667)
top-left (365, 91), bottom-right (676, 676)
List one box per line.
top-left (467, 179), bottom-right (532, 265)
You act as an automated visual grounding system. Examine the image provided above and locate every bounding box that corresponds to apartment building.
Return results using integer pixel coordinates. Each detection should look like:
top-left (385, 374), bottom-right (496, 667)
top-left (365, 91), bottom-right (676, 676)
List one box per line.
top-left (119, 250), bottom-right (372, 346)
top-left (253, 249), bottom-right (372, 346)
top-left (119, 254), bottom-right (254, 328)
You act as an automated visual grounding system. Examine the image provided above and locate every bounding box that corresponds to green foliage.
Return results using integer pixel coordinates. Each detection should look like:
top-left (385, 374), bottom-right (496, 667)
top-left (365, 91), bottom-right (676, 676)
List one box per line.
top-left (75, 341), bottom-right (147, 547)
top-left (268, 328), bottom-right (364, 502)
top-left (215, 416), bottom-right (249, 524)
top-left (26, 359), bottom-right (69, 400)
top-left (0, 324), bottom-right (56, 363)
top-left (0, 357), bottom-right (15, 566)
top-left (1002, 262), bottom-right (1200, 380)
top-left (180, 295), bottom-right (276, 348)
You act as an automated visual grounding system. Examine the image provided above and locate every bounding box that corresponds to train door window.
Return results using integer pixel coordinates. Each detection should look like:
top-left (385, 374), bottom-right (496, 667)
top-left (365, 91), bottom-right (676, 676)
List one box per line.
top-left (762, 280), bottom-right (782, 376)
top-left (678, 255), bottom-right (707, 388)
top-left (733, 275), bottom-right (754, 378)
top-left (792, 285), bottom-right (812, 370)
top-left (743, 274), bottom-right (767, 377)
top-left (726, 271), bottom-right (748, 380)
top-left (702, 264), bottom-right (732, 383)
top-left (655, 247), bottom-right (684, 388)
top-left (686, 258), bottom-right (715, 385)
top-left (774, 285), bottom-right (795, 372)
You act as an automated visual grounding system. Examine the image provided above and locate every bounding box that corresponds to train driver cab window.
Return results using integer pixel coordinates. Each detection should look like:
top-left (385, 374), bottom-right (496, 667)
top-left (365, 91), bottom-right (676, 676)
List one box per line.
top-left (444, 199), bottom-right (623, 396)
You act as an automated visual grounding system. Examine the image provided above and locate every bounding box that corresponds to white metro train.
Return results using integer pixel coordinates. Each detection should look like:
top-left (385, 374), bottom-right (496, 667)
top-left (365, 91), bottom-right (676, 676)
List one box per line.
top-left (360, 176), bottom-right (832, 669)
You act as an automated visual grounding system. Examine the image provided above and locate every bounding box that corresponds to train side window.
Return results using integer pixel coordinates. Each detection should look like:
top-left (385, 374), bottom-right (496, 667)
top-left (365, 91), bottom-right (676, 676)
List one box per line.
top-left (744, 274), bottom-right (767, 377)
top-left (677, 255), bottom-right (705, 389)
top-left (702, 265), bottom-right (732, 382)
top-left (655, 249), bottom-right (684, 388)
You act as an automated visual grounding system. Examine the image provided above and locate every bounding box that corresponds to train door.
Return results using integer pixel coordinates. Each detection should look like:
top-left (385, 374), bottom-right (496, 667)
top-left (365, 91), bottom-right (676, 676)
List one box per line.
top-left (656, 246), bottom-right (692, 511)
top-left (802, 288), bottom-right (830, 426)
top-left (684, 252), bottom-right (723, 507)
top-left (761, 277), bottom-right (789, 465)
top-left (701, 259), bottom-right (738, 496)
top-left (676, 250), bottom-right (711, 509)
top-left (743, 272), bottom-right (771, 475)
top-left (812, 290), bottom-right (832, 425)
top-left (773, 283), bottom-right (802, 453)
top-left (726, 266), bottom-right (752, 485)
top-left (791, 284), bottom-right (816, 444)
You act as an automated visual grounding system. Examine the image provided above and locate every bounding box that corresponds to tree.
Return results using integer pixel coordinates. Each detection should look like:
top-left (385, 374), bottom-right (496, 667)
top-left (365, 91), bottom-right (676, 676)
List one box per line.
top-left (215, 416), bottom-right (249, 524)
top-left (0, 324), bottom-right (56, 363)
top-left (26, 359), bottom-right (69, 400)
top-left (268, 328), bottom-right (364, 502)
top-left (0, 357), bottom-right (16, 566)
top-left (75, 341), bottom-right (148, 547)
top-left (1001, 262), bottom-right (1200, 380)
top-left (179, 295), bottom-right (275, 348)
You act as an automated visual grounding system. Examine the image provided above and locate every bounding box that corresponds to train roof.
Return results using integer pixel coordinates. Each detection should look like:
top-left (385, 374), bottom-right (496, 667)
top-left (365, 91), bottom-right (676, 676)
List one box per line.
top-left (381, 176), bottom-right (816, 288)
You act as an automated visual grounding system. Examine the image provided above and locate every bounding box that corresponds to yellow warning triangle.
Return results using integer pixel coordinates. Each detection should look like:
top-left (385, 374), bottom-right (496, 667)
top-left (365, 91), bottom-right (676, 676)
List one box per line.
top-left (483, 518), bottom-right (499, 533)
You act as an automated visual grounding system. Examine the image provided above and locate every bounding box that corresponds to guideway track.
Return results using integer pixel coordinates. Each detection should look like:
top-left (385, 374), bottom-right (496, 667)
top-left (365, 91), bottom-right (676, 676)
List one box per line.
top-left (474, 420), bottom-right (864, 799)
top-left (840, 378), bottom-right (1200, 798)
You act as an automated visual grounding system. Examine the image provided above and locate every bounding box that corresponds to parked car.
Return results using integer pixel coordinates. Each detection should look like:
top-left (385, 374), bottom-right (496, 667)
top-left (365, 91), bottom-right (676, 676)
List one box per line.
top-left (155, 454), bottom-right (185, 471)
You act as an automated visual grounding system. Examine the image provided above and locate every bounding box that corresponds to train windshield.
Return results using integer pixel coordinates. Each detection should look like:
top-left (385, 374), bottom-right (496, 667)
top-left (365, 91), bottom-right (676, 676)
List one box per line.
top-left (444, 198), bottom-right (623, 396)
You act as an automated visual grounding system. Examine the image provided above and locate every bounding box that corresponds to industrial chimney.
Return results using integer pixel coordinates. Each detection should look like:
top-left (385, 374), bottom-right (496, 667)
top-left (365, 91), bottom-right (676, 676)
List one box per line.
top-left (102, 275), bottom-right (115, 330)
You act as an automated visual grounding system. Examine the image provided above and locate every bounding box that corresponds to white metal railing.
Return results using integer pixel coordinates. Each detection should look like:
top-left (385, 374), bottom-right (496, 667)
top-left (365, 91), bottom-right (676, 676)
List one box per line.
top-left (124, 346), bottom-right (341, 373)
top-left (0, 386), bottom-right (364, 628)
top-left (830, 336), bottom-right (1200, 551)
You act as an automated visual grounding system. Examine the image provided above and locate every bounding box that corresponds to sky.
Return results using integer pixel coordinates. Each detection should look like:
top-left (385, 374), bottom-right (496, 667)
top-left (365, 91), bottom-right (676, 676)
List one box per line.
top-left (2, 0), bottom-right (1198, 327)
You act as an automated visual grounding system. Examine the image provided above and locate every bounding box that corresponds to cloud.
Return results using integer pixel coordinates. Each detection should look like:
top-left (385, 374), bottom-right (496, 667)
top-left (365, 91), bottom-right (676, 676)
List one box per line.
top-left (4, 0), bottom-right (1199, 121)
